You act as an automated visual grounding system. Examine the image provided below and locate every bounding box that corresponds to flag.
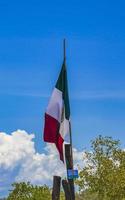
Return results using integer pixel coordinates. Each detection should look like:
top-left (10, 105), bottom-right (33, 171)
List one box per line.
top-left (43, 60), bottom-right (70, 162)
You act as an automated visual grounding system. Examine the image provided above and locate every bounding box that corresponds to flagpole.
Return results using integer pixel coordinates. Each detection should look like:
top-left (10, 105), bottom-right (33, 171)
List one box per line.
top-left (63, 39), bottom-right (73, 167)
top-left (63, 39), bottom-right (75, 200)
top-left (64, 38), bottom-right (66, 61)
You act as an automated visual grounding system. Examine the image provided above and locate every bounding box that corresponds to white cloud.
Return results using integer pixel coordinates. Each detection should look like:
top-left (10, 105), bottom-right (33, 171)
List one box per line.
top-left (71, 90), bottom-right (125, 100)
top-left (0, 130), bottom-right (35, 169)
top-left (0, 130), bottom-right (84, 197)
top-left (2, 89), bottom-right (125, 100)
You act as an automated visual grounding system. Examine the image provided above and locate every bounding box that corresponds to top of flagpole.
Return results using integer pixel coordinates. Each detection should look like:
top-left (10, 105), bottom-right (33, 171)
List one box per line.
top-left (63, 39), bottom-right (66, 63)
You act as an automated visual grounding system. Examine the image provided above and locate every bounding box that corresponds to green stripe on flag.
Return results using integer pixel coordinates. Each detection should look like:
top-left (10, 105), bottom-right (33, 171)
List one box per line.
top-left (56, 61), bottom-right (70, 120)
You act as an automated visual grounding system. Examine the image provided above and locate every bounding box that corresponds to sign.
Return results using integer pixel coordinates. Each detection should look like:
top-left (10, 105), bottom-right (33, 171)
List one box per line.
top-left (67, 169), bottom-right (79, 179)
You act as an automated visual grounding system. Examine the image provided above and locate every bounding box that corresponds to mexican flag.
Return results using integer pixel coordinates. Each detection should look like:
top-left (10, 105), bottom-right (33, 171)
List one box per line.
top-left (43, 60), bottom-right (70, 162)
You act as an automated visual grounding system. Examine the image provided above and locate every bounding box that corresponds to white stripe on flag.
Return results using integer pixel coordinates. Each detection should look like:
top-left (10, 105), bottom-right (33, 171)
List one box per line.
top-left (46, 88), bottom-right (63, 122)
top-left (59, 118), bottom-right (69, 140)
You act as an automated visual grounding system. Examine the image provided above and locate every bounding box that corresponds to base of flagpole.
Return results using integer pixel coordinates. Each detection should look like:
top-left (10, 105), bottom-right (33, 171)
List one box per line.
top-left (65, 144), bottom-right (75, 200)
top-left (52, 176), bottom-right (61, 200)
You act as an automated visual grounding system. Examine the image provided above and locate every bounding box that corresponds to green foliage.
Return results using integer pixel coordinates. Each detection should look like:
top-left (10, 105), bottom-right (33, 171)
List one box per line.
top-left (7, 182), bottom-right (51, 200)
top-left (7, 182), bottom-right (66, 200)
top-left (7, 136), bottom-right (125, 200)
top-left (76, 135), bottom-right (125, 200)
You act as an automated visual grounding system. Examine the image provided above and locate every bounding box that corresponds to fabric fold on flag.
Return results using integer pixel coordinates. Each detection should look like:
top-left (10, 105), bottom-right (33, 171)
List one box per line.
top-left (43, 61), bottom-right (70, 162)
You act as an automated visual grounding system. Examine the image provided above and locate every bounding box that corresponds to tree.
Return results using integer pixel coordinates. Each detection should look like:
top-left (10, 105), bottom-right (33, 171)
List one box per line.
top-left (76, 135), bottom-right (125, 200)
top-left (7, 182), bottom-right (65, 200)
top-left (7, 182), bottom-right (51, 200)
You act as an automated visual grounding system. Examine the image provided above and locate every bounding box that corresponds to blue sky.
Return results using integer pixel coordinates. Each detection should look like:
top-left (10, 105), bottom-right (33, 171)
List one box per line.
top-left (0, 0), bottom-right (125, 150)
top-left (0, 1), bottom-right (125, 196)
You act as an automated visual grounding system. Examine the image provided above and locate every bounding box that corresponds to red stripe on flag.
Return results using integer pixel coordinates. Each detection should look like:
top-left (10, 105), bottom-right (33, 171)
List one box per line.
top-left (44, 113), bottom-right (64, 162)
top-left (44, 113), bottom-right (59, 143)
top-left (56, 134), bottom-right (64, 162)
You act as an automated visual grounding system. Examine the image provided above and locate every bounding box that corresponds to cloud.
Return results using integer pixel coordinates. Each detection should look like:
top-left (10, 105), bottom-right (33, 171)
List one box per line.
top-left (0, 90), bottom-right (49, 98)
top-left (72, 90), bottom-right (125, 100)
top-left (0, 130), bottom-right (35, 169)
top-left (0, 130), bottom-right (84, 197)
top-left (2, 89), bottom-right (125, 100)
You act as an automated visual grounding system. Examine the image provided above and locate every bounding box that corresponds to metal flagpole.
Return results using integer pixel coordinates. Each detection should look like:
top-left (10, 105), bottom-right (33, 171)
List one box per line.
top-left (64, 38), bottom-right (66, 62)
top-left (63, 39), bottom-right (75, 200)
top-left (63, 38), bottom-right (73, 166)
